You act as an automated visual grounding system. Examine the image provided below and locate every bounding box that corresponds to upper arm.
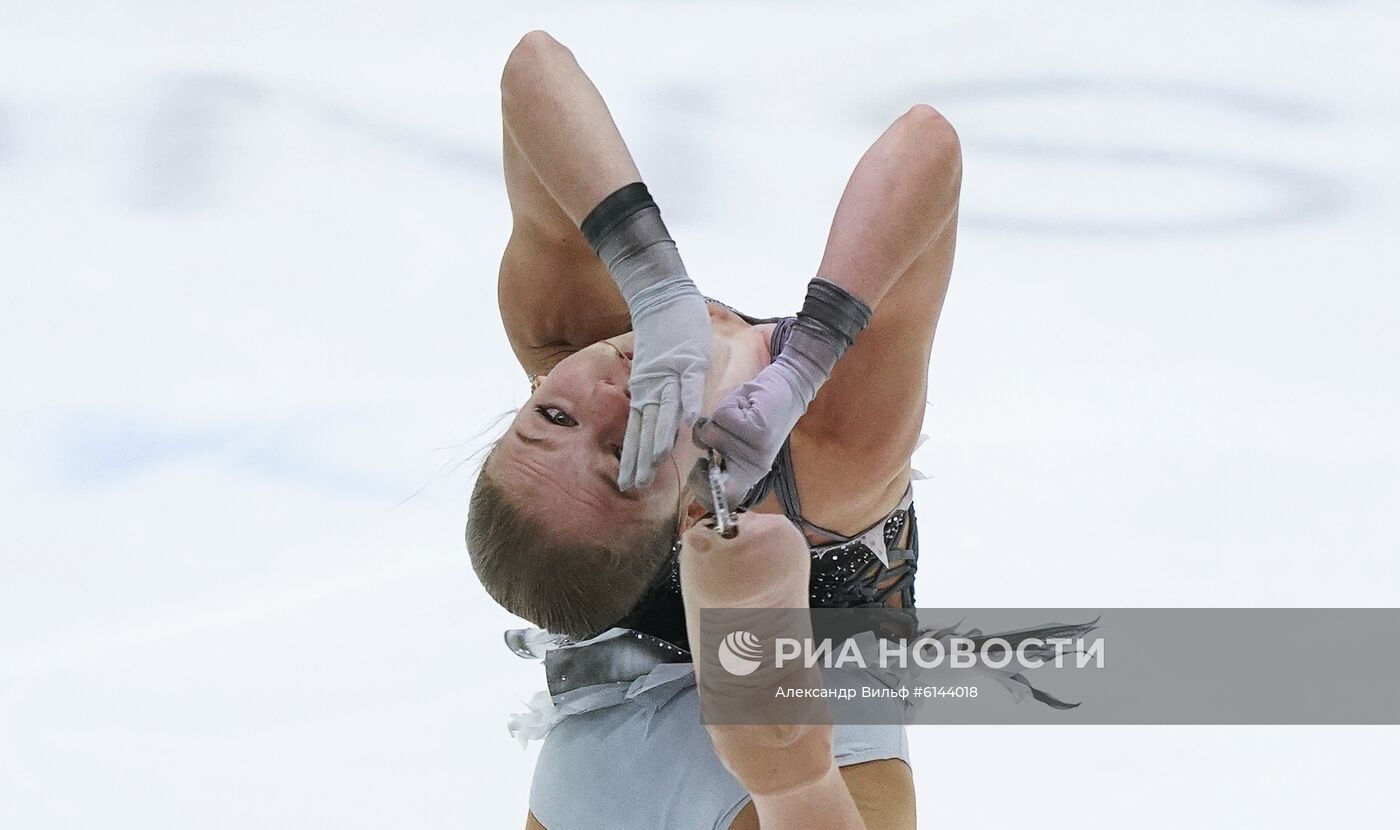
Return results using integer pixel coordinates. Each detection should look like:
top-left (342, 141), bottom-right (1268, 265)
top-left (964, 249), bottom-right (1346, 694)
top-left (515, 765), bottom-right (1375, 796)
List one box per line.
top-left (497, 224), bottom-right (631, 378)
top-left (790, 109), bottom-right (961, 532)
top-left (497, 122), bottom-right (632, 377)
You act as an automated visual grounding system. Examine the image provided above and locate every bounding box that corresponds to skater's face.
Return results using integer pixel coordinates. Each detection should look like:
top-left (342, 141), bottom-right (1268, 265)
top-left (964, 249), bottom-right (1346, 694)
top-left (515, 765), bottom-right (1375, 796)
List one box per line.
top-left (489, 336), bottom-right (684, 542)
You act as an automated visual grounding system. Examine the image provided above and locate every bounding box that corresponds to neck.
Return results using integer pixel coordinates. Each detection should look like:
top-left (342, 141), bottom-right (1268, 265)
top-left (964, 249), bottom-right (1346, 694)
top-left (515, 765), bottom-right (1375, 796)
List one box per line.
top-left (702, 300), bottom-right (775, 407)
top-left (668, 302), bottom-right (774, 525)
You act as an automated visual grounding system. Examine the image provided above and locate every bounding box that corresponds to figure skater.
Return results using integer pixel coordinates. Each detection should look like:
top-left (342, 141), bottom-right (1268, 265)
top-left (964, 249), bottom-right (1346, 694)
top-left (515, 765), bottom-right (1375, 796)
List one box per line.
top-left (467, 30), bottom-right (960, 829)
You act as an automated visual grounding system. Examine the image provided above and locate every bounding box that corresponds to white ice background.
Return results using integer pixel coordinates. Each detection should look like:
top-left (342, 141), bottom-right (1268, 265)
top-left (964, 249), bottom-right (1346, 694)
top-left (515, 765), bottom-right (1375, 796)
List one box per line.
top-left (1, 1), bottom-right (1398, 827)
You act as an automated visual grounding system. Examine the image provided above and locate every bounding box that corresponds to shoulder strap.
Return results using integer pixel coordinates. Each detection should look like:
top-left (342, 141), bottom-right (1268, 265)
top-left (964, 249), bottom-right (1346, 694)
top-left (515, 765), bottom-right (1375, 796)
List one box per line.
top-left (766, 318), bottom-right (860, 544)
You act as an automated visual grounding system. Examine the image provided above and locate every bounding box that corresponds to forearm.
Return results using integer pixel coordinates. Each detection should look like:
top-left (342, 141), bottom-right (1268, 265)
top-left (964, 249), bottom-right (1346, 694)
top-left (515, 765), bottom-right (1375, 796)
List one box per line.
top-left (500, 31), bottom-right (642, 223)
top-left (816, 105), bottom-right (962, 308)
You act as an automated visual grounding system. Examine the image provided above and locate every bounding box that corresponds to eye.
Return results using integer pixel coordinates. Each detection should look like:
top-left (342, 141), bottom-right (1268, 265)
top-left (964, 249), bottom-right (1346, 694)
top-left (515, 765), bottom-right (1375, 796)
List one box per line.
top-left (535, 405), bottom-right (578, 427)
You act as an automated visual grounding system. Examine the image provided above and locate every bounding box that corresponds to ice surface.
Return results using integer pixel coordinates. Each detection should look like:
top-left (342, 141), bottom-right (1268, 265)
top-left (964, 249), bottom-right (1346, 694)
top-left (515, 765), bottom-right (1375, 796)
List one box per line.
top-left (2, 1), bottom-right (1397, 827)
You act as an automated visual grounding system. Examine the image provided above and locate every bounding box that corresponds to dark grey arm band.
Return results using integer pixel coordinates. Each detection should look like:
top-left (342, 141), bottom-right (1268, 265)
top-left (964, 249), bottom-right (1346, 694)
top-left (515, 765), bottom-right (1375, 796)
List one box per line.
top-left (580, 182), bottom-right (661, 253)
top-left (794, 278), bottom-right (873, 350)
top-left (770, 277), bottom-right (873, 405)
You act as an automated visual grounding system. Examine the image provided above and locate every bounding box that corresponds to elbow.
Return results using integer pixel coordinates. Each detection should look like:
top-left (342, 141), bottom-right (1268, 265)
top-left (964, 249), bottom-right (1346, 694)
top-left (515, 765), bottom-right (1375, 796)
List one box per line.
top-left (501, 30), bottom-right (571, 101)
top-left (892, 104), bottom-right (963, 194)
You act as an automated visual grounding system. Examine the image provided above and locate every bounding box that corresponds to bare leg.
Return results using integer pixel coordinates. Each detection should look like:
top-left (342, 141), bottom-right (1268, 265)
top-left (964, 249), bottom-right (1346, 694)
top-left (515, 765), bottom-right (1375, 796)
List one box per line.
top-left (726, 759), bottom-right (915, 830)
top-left (680, 514), bottom-right (867, 830)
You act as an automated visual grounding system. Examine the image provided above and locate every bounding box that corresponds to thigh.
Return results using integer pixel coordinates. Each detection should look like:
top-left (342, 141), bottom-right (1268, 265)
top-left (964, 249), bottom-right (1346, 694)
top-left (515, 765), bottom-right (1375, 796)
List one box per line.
top-left (726, 758), bottom-right (917, 830)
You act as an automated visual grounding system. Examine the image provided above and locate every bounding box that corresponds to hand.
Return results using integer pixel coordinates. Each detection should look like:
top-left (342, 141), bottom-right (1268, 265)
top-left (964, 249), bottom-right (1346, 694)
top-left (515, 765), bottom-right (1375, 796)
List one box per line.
top-left (688, 360), bottom-right (807, 505)
top-left (619, 283), bottom-right (711, 490)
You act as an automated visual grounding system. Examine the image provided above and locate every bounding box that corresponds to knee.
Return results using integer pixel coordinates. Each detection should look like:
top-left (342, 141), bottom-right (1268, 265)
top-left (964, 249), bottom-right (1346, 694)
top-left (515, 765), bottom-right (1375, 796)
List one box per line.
top-left (891, 104), bottom-right (962, 187)
top-left (706, 723), bottom-right (836, 797)
top-left (501, 30), bottom-right (570, 95)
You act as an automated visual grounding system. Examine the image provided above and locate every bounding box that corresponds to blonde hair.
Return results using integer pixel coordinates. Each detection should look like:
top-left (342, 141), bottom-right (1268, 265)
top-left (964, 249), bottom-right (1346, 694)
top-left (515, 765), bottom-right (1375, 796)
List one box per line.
top-left (466, 458), bottom-right (677, 639)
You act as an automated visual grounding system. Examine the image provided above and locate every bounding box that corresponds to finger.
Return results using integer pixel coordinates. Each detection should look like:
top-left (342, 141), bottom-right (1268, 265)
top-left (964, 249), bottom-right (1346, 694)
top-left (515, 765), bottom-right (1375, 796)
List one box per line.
top-left (633, 402), bottom-right (662, 489)
top-left (618, 406), bottom-right (644, 490)
top-left (651, 381), bottom-right (680, 464)
top-left (692, 416), bottom-right (721, 451)
top-left (691, 417), bottom-right (714, 451)
top-left (693, 411), bottom-right (743, 451)
top-left (680, 370), bottom-right (706, 426)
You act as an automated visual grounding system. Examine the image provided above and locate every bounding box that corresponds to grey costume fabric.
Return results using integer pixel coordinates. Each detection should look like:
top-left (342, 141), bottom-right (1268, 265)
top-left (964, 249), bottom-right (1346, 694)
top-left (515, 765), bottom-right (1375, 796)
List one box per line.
top-left (528, 675), bottom-right (908, 830)
top-left (522, 299), bottom-right (915, 829)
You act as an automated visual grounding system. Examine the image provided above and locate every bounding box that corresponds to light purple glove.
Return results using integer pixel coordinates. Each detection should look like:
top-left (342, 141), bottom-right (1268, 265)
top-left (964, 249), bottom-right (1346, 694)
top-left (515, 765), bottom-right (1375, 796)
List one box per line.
top-left (689, 362), bottom-right (807, 505)
top-left (688, 278), bottom-right (872, 510)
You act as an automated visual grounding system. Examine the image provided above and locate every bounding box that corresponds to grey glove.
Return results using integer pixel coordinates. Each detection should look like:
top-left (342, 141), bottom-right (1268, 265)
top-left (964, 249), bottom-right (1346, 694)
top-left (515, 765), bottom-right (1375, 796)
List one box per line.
top-left (690, 278), bottom-right (872, 507)
top-left (583, 183), bottom-right (711, 490)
